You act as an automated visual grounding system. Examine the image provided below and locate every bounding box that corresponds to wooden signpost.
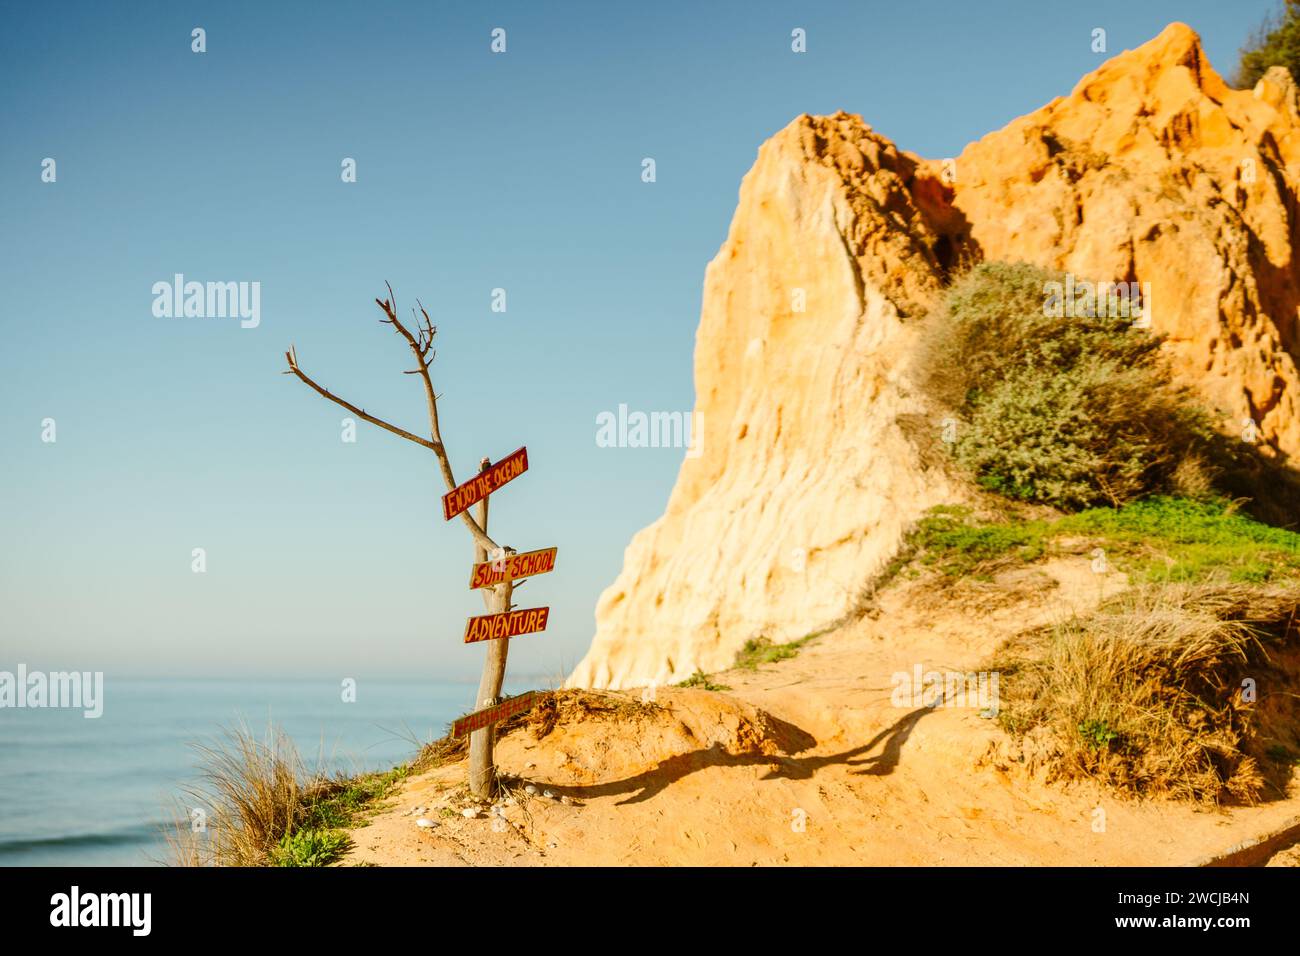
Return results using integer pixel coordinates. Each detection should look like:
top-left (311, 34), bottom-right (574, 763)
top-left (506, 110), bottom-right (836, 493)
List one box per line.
top-left (446, 446), bottom-right (557, 796)
top-left (458, 449), bottom-right (554, 798)
top-left (282, 286), bottom-right (557, 800)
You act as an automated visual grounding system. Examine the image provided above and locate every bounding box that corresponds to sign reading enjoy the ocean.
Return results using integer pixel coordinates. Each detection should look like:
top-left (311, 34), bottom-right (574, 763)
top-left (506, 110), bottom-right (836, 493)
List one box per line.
top-left (442, 447), bottom-right (529, 520)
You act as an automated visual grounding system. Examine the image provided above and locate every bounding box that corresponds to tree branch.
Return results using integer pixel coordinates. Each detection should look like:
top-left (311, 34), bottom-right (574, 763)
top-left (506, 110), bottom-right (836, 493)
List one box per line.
top-left (283, 346), bottom-right (439, 451)
top-left (373, 290), bottom-right (496, 551)
top-left (282, 287), bottom-right (500, 555)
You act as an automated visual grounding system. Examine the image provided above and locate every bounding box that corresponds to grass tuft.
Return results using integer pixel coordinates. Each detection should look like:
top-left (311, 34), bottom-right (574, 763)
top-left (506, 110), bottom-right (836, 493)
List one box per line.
top-left (169, 723), bottom-right (407, 867)
top-left (991, 582), bottom-right (1300, 803)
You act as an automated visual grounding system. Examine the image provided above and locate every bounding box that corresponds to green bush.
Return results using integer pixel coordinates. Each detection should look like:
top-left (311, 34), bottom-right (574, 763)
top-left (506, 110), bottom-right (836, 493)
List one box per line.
top-left (929, 262), bottom-right (1159, 405)
top-left (925, 262), bottom-right (1214, 510)
top-left (1235, 1), bottom-right (1300, 89)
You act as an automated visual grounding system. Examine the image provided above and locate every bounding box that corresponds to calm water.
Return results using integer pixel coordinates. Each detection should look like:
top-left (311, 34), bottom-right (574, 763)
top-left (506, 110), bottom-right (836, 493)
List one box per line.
top-left (0, 677), bottom-right (486, 866)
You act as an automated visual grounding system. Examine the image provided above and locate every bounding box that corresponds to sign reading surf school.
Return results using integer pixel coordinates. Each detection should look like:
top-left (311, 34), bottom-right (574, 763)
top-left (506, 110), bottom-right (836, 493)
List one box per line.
top-left (463, 606), bottom-right (550, 644)
top-left (452, 692), bottom-right (537, 738)
top-left (442, 447), bottom-right (528, 521)
top-left (469, 547), bottom-right (558, 589)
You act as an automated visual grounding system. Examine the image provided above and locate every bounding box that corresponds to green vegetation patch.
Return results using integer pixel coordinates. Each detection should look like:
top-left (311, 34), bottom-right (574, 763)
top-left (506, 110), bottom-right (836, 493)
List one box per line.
top-left (1055, 497), bottom-right (1300, 583)
top-left (733, 633), bottom-right (821, 671)
top-left (270, 827), bottom-right (352, 868)
top-left (299, 765), bottom-right (410, 831)
top-left (912, 497), bottom-right (1300, 585)
top-left (267, 765), bottom-right (409, 867)
top-left (676, 670), bottom-right (731, 691)
top-left (914, 505), bottom-right (1050, 579)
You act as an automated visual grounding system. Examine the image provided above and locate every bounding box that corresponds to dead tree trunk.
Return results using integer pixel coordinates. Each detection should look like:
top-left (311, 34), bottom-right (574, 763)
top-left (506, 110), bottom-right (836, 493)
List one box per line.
top-left (283, 284), bottom-right (513, 801)
top-left (467, 458), bottom-right (513, 799)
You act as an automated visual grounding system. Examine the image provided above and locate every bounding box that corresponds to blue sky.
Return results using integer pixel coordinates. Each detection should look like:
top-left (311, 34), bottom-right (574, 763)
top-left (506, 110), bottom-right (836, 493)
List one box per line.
top-left (0, 0), bottom-right (1279, 681)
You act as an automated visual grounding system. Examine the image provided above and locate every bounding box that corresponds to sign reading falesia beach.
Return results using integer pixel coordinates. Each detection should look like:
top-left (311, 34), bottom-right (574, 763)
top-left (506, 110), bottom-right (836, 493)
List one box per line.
top-left (452, 692), bottom-right (537, 738)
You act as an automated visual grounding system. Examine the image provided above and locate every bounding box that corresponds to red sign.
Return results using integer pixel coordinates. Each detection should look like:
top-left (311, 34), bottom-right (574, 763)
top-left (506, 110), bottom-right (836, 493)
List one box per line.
top-left (452, 692), bottom-right (537, 737)
top-left (463, 606), bottom-right (550, 644)
top-left (469, 547), bottom-right (558, 589)
top-left (442, 447), bottom-right (529, 521)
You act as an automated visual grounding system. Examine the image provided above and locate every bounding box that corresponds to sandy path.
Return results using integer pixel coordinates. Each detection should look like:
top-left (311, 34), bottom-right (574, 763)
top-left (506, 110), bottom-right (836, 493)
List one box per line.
top-left (341, 566), bottom-right (1300, 867)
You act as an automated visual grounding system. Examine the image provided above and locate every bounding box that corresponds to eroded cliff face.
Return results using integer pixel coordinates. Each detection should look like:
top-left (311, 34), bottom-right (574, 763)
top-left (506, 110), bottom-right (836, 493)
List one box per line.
top-left (933, 22), bottom-right (1300, 457)
top-left (569, 23), bottom-right (1300, 690)
top-left (568, 115), bottom-right (961, 689)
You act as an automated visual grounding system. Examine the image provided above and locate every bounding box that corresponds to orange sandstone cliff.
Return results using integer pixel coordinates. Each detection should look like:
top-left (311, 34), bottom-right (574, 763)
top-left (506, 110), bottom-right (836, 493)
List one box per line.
top-left (569, 23), bottom-right (1300, 689)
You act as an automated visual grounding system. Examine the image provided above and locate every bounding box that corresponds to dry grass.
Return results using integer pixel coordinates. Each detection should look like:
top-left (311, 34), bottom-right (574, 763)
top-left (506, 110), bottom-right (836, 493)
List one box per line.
top-left (411, 689), bottom-right (663, 774)
top-left (171, 690), bottom-right (672, 863)
top-left (169, 723), bottom-right (414, 867)
top-left (527, 687), bottom-right (664, 730)
top-left (166, 722), bottom-right (402, 867)
top-left (167, 722), bottom-right (315, 866)
top-left (992, 582), bottom-right (1300, 803)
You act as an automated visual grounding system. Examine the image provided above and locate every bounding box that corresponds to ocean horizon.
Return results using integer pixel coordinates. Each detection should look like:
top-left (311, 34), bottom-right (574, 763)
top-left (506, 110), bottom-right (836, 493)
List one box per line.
top-left (0, 676), bottom-right (535, 867)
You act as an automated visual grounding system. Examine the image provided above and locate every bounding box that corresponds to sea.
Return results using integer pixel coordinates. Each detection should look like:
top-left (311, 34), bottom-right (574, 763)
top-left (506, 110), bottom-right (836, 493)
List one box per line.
top-left (0, 677), bottom-right (502, 866)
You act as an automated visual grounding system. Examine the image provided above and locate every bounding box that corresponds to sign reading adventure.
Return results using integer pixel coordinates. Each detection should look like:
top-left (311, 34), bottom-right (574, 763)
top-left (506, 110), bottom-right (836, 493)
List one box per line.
top-left (442, 447), bottom-right (529, 521)
top-left (469, 547), bottom-right (558, 589)
top-left (463, 606), bottom-right (550, 644)
top-left (452, 692), bottom-right (537, 738)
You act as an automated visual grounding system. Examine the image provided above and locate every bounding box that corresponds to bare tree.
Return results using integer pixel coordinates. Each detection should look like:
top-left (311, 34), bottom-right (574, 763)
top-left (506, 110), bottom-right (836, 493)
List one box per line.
top-left (284, 284), bottom-right (513, 799)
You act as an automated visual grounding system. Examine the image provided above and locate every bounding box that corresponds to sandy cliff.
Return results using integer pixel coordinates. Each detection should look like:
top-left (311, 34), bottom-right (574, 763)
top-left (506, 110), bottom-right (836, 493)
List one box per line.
top-left (570, 23), bottom-right (1300, 689)
top-left (570, 114), bottom-right (961, 688)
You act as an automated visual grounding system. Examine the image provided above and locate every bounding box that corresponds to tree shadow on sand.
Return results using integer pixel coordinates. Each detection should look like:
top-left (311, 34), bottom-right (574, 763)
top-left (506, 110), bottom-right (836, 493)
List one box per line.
top-left (538, 706), bottom-right (934, 806)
